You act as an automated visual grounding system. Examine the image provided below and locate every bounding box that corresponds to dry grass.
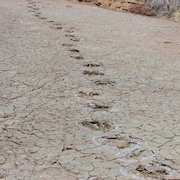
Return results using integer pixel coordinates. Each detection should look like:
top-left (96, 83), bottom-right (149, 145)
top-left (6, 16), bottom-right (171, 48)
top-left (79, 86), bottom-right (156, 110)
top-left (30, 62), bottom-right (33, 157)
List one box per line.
top-left (171, 7), bottom-right (180, 22)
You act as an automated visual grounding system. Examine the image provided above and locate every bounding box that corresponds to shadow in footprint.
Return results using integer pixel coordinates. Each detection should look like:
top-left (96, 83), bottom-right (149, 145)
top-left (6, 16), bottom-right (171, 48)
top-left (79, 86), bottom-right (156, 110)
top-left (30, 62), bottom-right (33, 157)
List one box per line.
top-left (32, 7), bottom-right (39, 10)
top-left (70, 37), bottom-right (80, 42)
top-left (81, 120), bottom-right (112, 131)
top-left (34, 14), bottom-right (40, 17)
top-left (47, 20), bottom-right (54, 23)
top-left (28, 9), bottom-right (36, 12)
top-left (68, 48), bottom-right (80, 53)
top-left (28, 2), bottom-right (36, 5)
top-left (83, 70), bottom-right (104, 76)
top-left (88, 103), bottom-right (109, 111)
top-left (66, 29), bottom-right (75, 33)
top-left (103, 136), bottom-right (130, 149)
top-left (65, 34), bottom-right (75, 38)
top-left (78, 91), bottom-right (100, 98)
top-left (94, 80), bottom-right (115, 86)
top-left (136, 165), bottom-right (169, 179)
top-left (27, 5), bottom-right (33, 8)
top-left (83, 62), bottom-right (101, 68)
top-left (62, 43), bottom-right (74, 47)
top-left (51, 23), bottom-right (63, 30)
top-left (70, 54), bottom-right (84, 60)
top-left (38, 17), bottom-right (47, 20)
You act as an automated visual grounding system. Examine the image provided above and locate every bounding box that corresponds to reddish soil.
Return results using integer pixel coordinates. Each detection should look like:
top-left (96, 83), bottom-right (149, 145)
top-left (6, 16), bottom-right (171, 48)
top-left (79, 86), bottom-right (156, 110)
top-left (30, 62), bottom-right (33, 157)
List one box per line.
top-left (73, 0), bottom-right (156, 16)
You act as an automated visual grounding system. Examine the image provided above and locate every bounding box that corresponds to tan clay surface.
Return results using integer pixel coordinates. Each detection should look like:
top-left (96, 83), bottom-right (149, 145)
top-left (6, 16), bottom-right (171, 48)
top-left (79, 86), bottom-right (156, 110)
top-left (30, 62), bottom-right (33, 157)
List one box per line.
top-left (0, 0), bottom-right (180, 179)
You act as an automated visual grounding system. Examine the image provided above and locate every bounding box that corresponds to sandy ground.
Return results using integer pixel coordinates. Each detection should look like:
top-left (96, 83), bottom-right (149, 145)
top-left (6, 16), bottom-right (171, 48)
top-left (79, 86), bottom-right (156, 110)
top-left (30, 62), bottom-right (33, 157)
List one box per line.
top-left (0, 0), bottom-right (180, 179)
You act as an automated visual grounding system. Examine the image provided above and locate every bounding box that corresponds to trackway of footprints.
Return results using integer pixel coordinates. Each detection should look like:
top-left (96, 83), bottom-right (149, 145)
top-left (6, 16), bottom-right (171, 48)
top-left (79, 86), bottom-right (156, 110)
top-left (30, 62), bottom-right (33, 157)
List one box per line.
top-left (26, 1), bottom-right (177, 179)
top-left (63, 28), bottom-right (175, 179)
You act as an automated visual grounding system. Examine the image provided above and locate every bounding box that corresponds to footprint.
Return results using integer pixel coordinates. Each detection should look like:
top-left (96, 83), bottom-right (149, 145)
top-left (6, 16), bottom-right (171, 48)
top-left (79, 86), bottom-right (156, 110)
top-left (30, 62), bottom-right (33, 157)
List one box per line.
top-left (80, 120), bottom-right (112, 131)
top-left (27, 5), bottom-right (33, 8)
top-left (70, 54), bottom-right (84, 60)
top-left (136, 164), bottom-right (169, 179)
top-left (51, 26), bottom-right (62, 30)
top-left (62, 43), bottom-right (74, 47)
top-left (70, 37), bottom-right (80, 42)
top-left (88, 103), bottom-right (109, 111)
top-left (83, 70), bottom-right (104, 76)
top-left (115, 142), bottom-right (155, 164)
top-left (28, 2), bottom-right (36, 5)
top-left (87, 177), bottom-right (105, 180)
top-left (83, 62), bottom-right (101, 68)
top-left (32, 7), bottom-right (39, 10)
top-left (34, 14), bottom-right (40, 17)
top-left (62, 145), bottom-right (74, 152)
top-left (38, 17), bottom-right (47, 20)
top-left (65, 34), bottom-right (75, 38)
top-left (66, 29), bottom-right (75, 33)
top-left (68, 48), bottom-right (80, 53)
top-left (51, 23), bottom-right (62, 29)
top-left (54, 26), bottom-right (62, 29)
top-left (103, 136), bottom-right (130, 149)
top-left (78, 91), bottom-right (99, 98)
top-left (94, 80), bottom-right (115, 86)
top-left (63, 44), bottom-right (83, 60)
top-left (28, 9), bottom-right (36, 12)
top-left (47, 20), bottom-right (54, 23)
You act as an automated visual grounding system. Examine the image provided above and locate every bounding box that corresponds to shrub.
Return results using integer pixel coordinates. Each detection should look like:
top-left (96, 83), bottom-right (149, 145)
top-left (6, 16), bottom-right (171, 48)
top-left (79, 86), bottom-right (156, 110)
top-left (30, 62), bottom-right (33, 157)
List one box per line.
top-left (145, 0), bottom-right (180, 16)
top-left (171, 7), bottom-right (180, 21)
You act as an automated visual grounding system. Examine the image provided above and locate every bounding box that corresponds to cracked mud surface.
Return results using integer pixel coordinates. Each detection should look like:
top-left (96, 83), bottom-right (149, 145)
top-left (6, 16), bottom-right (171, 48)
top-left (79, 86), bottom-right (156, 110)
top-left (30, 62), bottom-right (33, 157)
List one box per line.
top-left (0, 0), bottom-right (180, 179)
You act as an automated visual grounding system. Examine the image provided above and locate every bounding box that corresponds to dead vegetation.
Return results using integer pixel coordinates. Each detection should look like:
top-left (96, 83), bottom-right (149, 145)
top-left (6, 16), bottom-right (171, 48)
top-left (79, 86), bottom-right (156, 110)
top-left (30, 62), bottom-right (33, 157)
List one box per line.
top-left (146, 0), bottom-right (180, 21)
top-left (76, 0), bottom-right (155, 16)
top-left (146, 0), bottom-right (180, 15)
top-left (75, 0), bottom-right (180, 21)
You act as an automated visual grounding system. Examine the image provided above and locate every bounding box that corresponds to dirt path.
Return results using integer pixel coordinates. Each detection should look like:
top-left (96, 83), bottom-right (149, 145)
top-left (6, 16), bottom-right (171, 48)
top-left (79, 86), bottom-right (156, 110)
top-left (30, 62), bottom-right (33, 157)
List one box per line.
top-left (0, 0), bottom-right (180, 179)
